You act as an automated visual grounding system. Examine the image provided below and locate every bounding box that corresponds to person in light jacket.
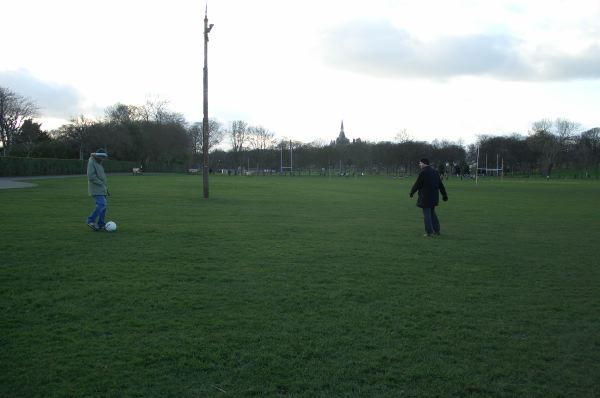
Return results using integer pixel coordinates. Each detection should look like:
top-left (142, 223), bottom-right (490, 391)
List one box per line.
top-left (409, 158), bottom-right (448, 237)
top-left (86, 149), bottom-right (109, 231)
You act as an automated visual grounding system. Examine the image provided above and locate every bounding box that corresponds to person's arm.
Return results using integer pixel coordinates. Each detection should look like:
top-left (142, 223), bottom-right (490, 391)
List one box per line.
top-left (439, 177), bottom-right (448, 201)
top-left (410, 173), bottom-right (423, 197)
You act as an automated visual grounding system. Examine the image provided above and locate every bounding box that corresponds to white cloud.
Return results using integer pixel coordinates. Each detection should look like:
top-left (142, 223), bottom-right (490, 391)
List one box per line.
top-left (0, 69), bottom-right (84, 118)
top-left (320, 19), bottom-right (600, 81)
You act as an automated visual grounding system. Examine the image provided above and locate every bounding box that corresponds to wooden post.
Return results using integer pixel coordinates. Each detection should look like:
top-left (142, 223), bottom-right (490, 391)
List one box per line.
top-left (202, 5), bottom-right (213, 198)
top-left (476, 145), bottom-right (480, 185)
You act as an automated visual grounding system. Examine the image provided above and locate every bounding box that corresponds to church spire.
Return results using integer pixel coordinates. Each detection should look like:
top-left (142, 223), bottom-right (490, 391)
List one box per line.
top-left (335, 120), bottom-right (350, 145)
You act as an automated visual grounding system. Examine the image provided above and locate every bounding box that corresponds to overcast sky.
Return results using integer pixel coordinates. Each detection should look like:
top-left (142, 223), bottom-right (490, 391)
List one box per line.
top-left (1, 0), bottom-right (599, 145)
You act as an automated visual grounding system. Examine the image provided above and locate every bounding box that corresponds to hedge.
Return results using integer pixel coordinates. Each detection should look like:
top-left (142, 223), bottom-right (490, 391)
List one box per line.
top-left (0, 156), bottom-right (185, 177)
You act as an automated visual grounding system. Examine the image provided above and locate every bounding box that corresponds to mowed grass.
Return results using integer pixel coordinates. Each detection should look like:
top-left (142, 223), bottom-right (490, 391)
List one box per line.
top-left (1, 174), bottom-right (599, 397)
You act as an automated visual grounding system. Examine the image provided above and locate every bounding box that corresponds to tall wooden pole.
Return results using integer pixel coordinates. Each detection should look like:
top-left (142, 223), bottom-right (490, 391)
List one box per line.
top-left (202, 5), bottom-right (213, 198)
top-left (476, 145), bottom-right (480, 185)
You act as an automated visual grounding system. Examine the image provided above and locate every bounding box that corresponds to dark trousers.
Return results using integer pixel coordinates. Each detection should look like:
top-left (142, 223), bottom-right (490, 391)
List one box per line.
top-left (422, 207), bottom-right (440, 235)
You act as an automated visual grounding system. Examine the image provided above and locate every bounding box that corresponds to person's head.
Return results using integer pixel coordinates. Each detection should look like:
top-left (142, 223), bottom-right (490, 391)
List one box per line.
top-left (419, 158), bottom-right (430, 169)
top-left (91, 149), bottom-right (108, 162)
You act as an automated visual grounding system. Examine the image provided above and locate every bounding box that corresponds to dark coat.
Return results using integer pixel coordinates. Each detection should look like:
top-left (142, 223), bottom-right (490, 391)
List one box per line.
top-left (410, 166), bottom-right (448, 208)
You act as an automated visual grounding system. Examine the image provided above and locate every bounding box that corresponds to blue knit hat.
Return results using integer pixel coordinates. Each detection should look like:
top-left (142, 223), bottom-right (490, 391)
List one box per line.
top-left (93, 149), bottom-right (108, 158)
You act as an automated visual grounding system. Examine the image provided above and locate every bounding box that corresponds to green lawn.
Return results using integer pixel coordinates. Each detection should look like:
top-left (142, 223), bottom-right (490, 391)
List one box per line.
top-left (1, 174), bottom-right (599, 397)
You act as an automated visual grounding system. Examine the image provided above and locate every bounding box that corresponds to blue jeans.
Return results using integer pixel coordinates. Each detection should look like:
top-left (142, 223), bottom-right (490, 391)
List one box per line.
top-left (422, 207), bottom-right (440, 235)
top-left (87, 195), bottom-right (107, 227)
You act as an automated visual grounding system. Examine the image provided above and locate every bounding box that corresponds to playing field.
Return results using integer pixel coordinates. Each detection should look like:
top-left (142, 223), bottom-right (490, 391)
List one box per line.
top-left (1, 174), bottom-right (598, 397)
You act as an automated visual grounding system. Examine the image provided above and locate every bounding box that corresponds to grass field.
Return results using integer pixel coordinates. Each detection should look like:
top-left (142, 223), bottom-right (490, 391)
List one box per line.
top-left (1, 174), bottom-right (599, 397)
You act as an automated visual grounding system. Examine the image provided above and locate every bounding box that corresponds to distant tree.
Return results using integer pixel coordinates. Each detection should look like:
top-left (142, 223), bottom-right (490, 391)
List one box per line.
top-left (229, 120), bottom-right (248, 169)
top-left (574, 127), bottom-right (600, 176)
top-left (394, 129), bottom-right (410, 143)
top-left (555, 118), bottom-right (580, 143)
top-left (188, 119), bottom-right (224, 169)
top-left (401, 140), bottom-right (430, 174)
top-left (189, 119), bottom-right (224, 154)
top-left (104, 100), bottom-right (185, 126)
top-left (310, 138), bottom-right (327, 148)
top-left (141, 121), bottom-right (190, 164)
top-left (229, 120), bottom-right (247, 153)
top-left (248, 125), bottom-right (275, 151)
top-left (246, 125), bottom-right (276, 172)
top-left (14, 119), bottom-right (50, 157)
top-left (554, 118), bottom-right (580, 167)
top-left (528, 118), bottom-right (580, 176)
top-left (105, 103), bottom-right (137, 124)
top-left (431, 139), bottom-right (466, 171)
top-left (99, 100), bottom-right (190, 162)
top-left (499, 134), bottom-right (536, 175)
top-left (0, 86), bottom-right (39, 155)
top-left (437, 162), bottom-right (446, 175)
top-left (68, 114), bottom-right (95, 159)
top-left (143, 97), bottom-right (179, 124)
top-left (459, 160), bottom-right (470, 175)
top-left (346, 139), bottom-right (371, 172)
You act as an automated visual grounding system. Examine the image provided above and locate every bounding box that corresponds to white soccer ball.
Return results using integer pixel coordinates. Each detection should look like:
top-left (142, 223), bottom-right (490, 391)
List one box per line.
top-left (105, 221), bottom-right (117, 232)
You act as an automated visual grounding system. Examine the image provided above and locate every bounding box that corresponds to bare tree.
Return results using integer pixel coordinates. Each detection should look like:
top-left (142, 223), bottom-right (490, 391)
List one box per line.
top-left (229, 119), bottom-right (248, 152)
top-left (310, 138), bottom-right (328, 148)
top-left (188, 119), bottom-right (224, 154)
top-left (528, 119), bottom-right (558, 177)
top-left (0, 86), bottom-right (39, 155)
top-left (68, 114), bottom-right (95, 159)
top-left (531, 119), bottom-right (553, 134)
top-left (105, 103), bottom-right (136, 124)
top-left (247, 125), bottom-right (275, 151)
top-left (394, 128), bottom-right (410, 143)
top-left (105, 99), bottom-right (185, 126)
top-left (117, 97), bottom-right (171, 123)
top-left (554, 118), bottom-right (580, 147)
top-left (143, 97), bottom-right (185, 125)
top-left (159, 111), bottom-right (186, 126)
top-left (246, 125), bottom-right (275, 172)
top-left (228, 120), bottom-right (248, 170)
top-left (528, 118), bottom-right (580, 177)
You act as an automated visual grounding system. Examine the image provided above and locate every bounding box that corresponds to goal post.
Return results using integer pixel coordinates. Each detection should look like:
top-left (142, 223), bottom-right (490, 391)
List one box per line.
top-left (280, 140), bottom-right (293, 175)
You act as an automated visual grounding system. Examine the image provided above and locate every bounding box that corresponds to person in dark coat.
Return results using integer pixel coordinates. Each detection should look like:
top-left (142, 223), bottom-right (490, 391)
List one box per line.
top-left (409, 158), bottom-right (448, 237)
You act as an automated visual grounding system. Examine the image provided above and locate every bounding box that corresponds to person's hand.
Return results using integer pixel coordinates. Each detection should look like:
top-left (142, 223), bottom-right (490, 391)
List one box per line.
top-left (443, 195), bottom-right (448, 202)
top-left (409, 193), bottom-right (414, 198)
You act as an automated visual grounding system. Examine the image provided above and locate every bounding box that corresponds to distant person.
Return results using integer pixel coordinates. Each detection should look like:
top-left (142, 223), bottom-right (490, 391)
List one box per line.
top-left (86, 149), bottom-right (109, 231)
top-left (409, 158), bottom-right (448, 237)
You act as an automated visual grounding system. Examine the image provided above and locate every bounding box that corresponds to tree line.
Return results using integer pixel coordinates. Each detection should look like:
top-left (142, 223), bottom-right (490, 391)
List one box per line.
top-left (469, 120), bottom-right (600, 177)
top-left (1, 85), bottom-right (599, 177)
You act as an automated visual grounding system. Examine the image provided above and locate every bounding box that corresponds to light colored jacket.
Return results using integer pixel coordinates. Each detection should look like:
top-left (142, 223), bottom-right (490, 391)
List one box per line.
top-left (87, 157), bottom-right (107, 196)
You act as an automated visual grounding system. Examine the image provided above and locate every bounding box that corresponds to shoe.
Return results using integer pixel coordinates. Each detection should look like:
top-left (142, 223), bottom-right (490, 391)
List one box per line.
top-left (423, 233), bottom-right (434, 238)
top-left (98, 224), bottom-right (106, 231)
top-left (434, 232), bottom-right (441, 236)
top-left (87, 222), bottom-right (99, 231)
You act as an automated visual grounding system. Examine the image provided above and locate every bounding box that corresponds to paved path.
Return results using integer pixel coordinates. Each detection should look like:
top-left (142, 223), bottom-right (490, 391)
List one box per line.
top-left (0, 175), bottom-right (85, 189)
top-left (0, 173), bottom-right (160, 189)
top-left (0, 178), bottom-right (37, 189)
